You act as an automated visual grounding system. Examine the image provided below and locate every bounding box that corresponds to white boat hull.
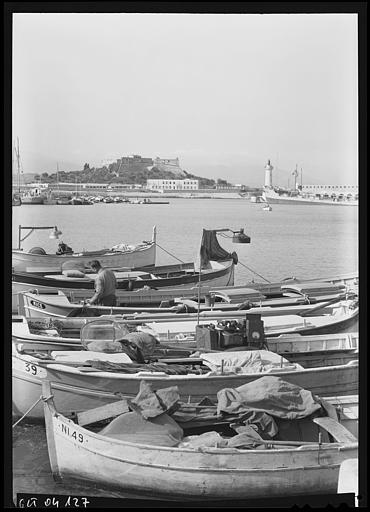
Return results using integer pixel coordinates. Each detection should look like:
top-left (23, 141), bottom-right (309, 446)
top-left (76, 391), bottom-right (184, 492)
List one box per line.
top-left (12, 347), bottom-right (358, 419)
top-left (12, 261), bottom-right (235, 314)
top-left (263, 190), bottom-right (358, 206)
top-left (12, 242), bottom-right (156, 273)
top-left (43, 396), bottom-right (358, 499)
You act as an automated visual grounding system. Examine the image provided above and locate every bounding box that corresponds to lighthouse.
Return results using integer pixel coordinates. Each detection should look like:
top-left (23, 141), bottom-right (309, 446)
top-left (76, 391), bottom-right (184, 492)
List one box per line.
top-left (264, 160), bottom-right (273, 188)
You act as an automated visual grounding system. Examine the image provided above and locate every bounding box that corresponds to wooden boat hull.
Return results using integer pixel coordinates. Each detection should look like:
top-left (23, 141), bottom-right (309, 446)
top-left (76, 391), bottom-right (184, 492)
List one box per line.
top-left (43, 390), bottom-right (358, 499)
top-left (12, 346), bottom-right (358, 419)
top-left (136, 301), bottom-right (359, 340)
top-left (16, 288), bottom-right (350, 319)
top-left (11, 317), bottom-right (359, 369)
top-left (12, 270), bottom-right (357, 314)
top-left (325, 395), bottom-right (358, 439)
top-left (12, 241), bottom-right (156, 273)
top-left (13, 260), bottom-right (235, 314)
top-left (12, 316), bottom-right (359, 346)
top-left (20, 196), bottom-right (45, 205)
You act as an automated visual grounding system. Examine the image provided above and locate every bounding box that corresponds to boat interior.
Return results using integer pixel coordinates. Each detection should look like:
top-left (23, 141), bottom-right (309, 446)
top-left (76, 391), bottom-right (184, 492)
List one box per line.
top-left (44, 379), bottom-right (358, 449)
top-left (14, 261), bottom-right (233, 288)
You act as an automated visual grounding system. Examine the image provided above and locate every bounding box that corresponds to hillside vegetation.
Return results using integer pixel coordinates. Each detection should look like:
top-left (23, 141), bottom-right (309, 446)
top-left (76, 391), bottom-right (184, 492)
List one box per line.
top-left (35, 161), bottom-right (228, 188)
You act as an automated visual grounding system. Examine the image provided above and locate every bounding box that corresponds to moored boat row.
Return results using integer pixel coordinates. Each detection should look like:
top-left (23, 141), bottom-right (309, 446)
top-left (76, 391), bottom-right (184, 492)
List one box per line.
top-left (11, 224), bottom-right (359, 500)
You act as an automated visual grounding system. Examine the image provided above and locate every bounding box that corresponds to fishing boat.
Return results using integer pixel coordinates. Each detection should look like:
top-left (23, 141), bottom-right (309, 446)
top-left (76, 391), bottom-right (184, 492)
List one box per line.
top-left (12, 140), bottom-right (22, 206)
top-left (139, 198), bottom-right (170, 205)
top-left (12, 229), bottom-right (239, 313)
top-left (12, 337), bottom-right (358, 419)
top-left (20, 187), bottom-right (47, 205)
top-left (16, 282), bottom-right (353, 319)
top-left (56, 197), bottom-right (71, 205)
top-left (42, 188), bottom-right (58, 205)
top-left (12, 315), bottom-right (359, 368)
top-left (41, 378), bottom-right (358, 500)
top-left (137, 298), bottom-right (358, 339)
top-left (13, 259), bottom-right (235, 296)
top-left (12, 263), bottom-right (357, 315)
top-left (12, 138), bottom-right (46, 204)
top-left (68, 196), bottom-right (93, 205)
top-left (68, 196), bottom-right (83, 205)
top-left (12, 226), bottom-right (157, 273)
top-left (262, 204), bottom-right (272, 211)
top-left (12, 194), bottom-right (22, 206)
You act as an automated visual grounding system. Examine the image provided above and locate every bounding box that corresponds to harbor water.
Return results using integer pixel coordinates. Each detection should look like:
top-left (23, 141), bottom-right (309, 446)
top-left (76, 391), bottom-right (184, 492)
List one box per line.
top-left (11, 198), bottom-right (358, 502)
top-left (12, 198), bottom-right (358, 280)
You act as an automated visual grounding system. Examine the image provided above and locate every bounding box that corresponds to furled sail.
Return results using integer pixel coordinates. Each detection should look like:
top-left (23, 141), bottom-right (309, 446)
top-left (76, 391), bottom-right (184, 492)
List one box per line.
top-left (200, 229), bottom-right (238, 267)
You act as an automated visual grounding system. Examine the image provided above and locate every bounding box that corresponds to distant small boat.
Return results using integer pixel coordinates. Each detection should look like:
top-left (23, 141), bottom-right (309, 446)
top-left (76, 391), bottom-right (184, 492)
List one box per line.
top-left (21, 189), bottom-right (47, 205)
top-left (262, 204), bottom-right (272, 211)
top-left (68, 196), bottom-right (93, 205)
top-left (132, 198), bottom-right (170, 205)
top-left (56, 197), bottom-right (71, 205)
top-left (43, 194), bottom-right (58, 205)
top-left (68, 196), bottom-right (83, 205)
top-left (142, 198), bottom-right (170, 205)
top-left (12, 194), bottom-right (22, 206)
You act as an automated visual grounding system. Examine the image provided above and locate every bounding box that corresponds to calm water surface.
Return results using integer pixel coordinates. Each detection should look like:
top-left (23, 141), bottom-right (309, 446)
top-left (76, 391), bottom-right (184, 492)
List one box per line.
top-left (11, 199), bottom-right (358, 503)
top-left (12, 198), bottom-right (358, 281)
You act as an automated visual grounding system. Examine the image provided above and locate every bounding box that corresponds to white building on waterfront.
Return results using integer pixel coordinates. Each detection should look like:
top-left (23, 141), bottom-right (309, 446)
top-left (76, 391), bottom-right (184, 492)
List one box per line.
top-left (147, 179), bottom-right (199, 191)
top-left (300, 184), bottom-right (358, 198)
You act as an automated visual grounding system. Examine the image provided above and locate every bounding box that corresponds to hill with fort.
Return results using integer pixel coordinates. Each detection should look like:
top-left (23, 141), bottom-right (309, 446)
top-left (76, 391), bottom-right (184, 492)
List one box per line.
top-left (32, 155), bottom-right (232, 188)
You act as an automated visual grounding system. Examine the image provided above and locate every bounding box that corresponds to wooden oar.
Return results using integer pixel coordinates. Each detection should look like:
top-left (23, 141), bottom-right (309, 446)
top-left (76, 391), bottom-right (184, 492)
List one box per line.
top-left (299, 294), bottom-right (347, 317)
top-left (236, 439), bottom-right (323, 447)
top-left (37, 360), bottom-right (93, 366)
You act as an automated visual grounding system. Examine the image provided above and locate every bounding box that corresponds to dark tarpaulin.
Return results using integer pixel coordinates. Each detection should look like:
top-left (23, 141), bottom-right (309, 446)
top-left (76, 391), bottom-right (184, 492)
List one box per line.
top-left (216, 376), bottom-right (323, 420)
top-left (200, 230), bottom-right (238, 267)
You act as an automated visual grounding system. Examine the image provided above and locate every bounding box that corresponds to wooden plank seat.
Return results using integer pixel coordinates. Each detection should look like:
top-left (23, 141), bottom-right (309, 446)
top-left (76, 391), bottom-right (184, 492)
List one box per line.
top-left (313, 417), bottom-right (358, 443)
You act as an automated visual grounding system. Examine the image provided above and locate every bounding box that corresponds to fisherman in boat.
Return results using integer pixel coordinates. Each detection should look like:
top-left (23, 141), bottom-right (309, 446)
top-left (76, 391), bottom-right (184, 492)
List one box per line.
top-left (86, 260), bottom-right (117, 306)
top-left (56, 241), bottom-right (73, 255)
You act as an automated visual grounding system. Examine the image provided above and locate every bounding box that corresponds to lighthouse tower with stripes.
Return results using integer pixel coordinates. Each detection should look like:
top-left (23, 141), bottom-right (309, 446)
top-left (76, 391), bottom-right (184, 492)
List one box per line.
top-left (264, 160), bottom-right (273, 188)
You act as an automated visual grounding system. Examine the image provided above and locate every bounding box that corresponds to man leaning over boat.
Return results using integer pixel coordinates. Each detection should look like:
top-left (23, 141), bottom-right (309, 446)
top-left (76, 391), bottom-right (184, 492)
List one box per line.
top-left (86, 260), bottom-right (117, 306)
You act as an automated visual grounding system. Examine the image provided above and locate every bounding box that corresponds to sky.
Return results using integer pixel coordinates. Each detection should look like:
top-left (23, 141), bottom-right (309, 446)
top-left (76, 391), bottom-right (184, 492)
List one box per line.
top-left (12, 13), bottom-right (358, 186)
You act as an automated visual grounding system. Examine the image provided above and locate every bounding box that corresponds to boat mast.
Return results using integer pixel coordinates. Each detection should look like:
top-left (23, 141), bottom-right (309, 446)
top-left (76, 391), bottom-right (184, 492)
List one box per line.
top-left (57, 162), bottom-right (59, 194)
top-left (292, 164), bottom-right (298, 190)
top-left (12, 141), bottom-right (15, 192)
top-left (16, 137), bottom-right (21, 194)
